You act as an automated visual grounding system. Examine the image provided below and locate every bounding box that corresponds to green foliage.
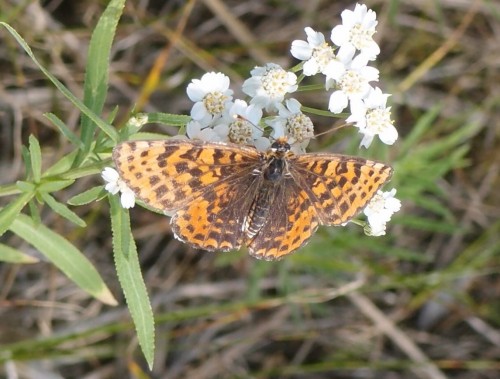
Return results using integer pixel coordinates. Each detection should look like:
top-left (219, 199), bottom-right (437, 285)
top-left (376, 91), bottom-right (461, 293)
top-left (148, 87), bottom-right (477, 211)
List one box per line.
top-left (0, 0), bottom-right (157, 366)
top-left (109, 196), bottom-right (155, 369)
top-left (9, 214), bottom-right (116, 305)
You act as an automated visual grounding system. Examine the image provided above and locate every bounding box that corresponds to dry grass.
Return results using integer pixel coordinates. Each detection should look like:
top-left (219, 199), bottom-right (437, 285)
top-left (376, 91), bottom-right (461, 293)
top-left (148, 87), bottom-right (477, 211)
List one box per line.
top-left (1, 0), bottom-right (499, 378)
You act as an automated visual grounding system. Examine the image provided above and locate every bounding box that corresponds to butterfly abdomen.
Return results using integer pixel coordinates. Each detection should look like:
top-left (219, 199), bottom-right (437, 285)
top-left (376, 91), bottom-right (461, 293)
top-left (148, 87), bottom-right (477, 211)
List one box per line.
top-left (245, 181), bottom-right (278, 239)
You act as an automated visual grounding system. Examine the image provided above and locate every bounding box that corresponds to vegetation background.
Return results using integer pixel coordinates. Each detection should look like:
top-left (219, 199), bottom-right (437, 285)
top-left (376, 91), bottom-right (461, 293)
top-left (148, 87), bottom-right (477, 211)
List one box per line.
top-left (0, 0), bottom-right (498, 378)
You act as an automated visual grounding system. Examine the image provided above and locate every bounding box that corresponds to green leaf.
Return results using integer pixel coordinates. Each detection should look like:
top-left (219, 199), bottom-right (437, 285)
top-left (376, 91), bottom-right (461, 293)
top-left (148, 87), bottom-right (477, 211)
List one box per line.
top-left (37, 179), bottom-right (75, 193)
top-left (145, 113), bottom-right (191, 126)
top-left (0, 22), bottom-right (118, 142)
top-left (45, 113), bottom-right (84, 149)
top-left (16, 181), bottom-right (36, 192)
top-left (0, 243), bottom-right (39, 263)
top-left (28, 135), bottom-right (42, 183)
top-left (0, 191), bottom-right (33, 238)
top-left (109, 195), bottom-right (155, 369)
top-left (68, 186), bottom-right (107, 206)
top-left (28, 199), bottom-right (42, 225)
top-left (75, 0), bottom-right (126, 165)
top-left (43, 150), bottom-right (79, 177)
top-left (21, 145), bottom-right (31, 180)
top-left (9, 213), bottom-right (117, 305)
top-left (41, 193), bottom-right (86, 227)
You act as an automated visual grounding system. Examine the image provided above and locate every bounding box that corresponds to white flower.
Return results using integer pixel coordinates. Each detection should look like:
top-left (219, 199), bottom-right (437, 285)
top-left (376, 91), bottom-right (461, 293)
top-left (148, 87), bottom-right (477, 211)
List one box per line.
top-left (268, 98), bottom-right (314, 153)
top-left (364, 189), bottom-right (401, 236)
top-left (101, 167), bottom-right (135, 209)
top-left (242, 63), bottom-right (298, 112)
top-left (291, 27), bottom-right (337, 76)
top-left (325, 50), bottom-right (379, 113)
top-left (331, 3), bottom-right (380, 60)
top-left (186, 72), bottom-right (233, 124)
top-left (213, 99), bottom-right (270, 150)
top-left (186, 120), bottom-right (225, 142)
top-left (347, 86), bottom-right (398, 148)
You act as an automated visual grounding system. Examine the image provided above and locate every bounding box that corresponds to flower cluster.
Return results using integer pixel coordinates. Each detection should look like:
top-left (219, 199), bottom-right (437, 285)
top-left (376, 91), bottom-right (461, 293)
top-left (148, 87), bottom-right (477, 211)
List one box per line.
top-left (103, 3), bottom-right (400, 235)
top-left (293, 4), bottom-right (397, 148)
top-left (185, 63), bottom-right (309, 152)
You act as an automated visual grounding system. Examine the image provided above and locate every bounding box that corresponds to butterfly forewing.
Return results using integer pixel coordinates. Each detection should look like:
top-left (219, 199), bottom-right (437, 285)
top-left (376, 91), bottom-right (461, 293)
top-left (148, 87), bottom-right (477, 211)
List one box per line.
top-left (113, 140), bottom-right (262, 213)
top-left (290, 153), bottom-right (393, 225)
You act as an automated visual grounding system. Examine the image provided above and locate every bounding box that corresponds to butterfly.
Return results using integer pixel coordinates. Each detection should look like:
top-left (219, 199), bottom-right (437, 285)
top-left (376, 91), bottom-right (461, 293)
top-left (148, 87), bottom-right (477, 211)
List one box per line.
top-left (113, 137), bottom-right (392, 260)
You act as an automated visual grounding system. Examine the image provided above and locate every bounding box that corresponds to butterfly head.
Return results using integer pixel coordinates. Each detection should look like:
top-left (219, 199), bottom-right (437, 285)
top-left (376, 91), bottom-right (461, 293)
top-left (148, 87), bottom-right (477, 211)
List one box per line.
top-left (270, 137), bottom-right (291, 155)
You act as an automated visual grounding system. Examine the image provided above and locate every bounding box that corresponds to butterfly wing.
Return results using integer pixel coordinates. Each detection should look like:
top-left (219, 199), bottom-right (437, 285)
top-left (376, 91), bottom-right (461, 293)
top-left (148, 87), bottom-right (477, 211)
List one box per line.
top-left (113, 139), bottom-right (263, 252)
top-left (113, 139), bottom-right (262, 213)
top-left (288, 153), bottom-right (393, 225)
top-left (246, 178), bottom-right (319, 260)
top-left (171, 173), bottom-right (263, 251)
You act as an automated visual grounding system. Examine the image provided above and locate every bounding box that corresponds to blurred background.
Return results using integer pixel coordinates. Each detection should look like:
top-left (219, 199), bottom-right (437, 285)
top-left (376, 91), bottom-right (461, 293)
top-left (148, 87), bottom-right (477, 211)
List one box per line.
top-left (0, 0), bottom-right (499, 378)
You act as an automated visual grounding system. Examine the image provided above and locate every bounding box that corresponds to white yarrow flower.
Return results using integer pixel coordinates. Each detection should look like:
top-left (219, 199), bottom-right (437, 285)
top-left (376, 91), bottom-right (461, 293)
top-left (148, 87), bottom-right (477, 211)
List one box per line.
top-left (242, 63), bottom-right (298, 112)
top-left (347, 86), bottom-right (398, 148)
top-left (364, 189), bottom-right (401, 236)
top-left (101, 167), bottom-right (135, 209)
top-left (268, 98), bottom-right (314, 153)
top-left (187, 72), bottom-right (233, 124)
top-left (331, 3), bottom-right (380, 60)
top-left (212, 99), bottom-right (270, 149)
top-left (186, 120), bottom-right (225, 142)
top-left (325, 50), bottom-right (379, 113)
top-left (291, 27), bottom-right (337, 76)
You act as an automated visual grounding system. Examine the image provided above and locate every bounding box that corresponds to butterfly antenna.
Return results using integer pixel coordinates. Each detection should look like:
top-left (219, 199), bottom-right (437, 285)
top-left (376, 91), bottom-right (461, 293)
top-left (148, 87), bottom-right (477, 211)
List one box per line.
top-left (313, 122), bottom-right (353, 139)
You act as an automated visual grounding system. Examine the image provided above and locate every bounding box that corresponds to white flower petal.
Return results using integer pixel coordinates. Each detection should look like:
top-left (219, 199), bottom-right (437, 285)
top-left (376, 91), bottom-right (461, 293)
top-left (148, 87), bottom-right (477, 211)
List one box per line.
top-left (360, 133), bottom-right (374, 148)
top-left (305, 26), bottom-right (325, 45)
top-left (190, 102), bottom-right (208, 121)
top-left (101, 167), bottom-right (119, 182)
top-left (330, 25), bottom-right (349, 46)
top-left (186, 80), bottom-right (205, 101)
top-left (302, 59), bottom-right (320, 76)
top-left (291, 40), bottom-right (313, 60)
top-left (120, 188), bottom-right (136, 209)
top-left (379, 125), bottom-right (398, 145)
top-left (254, 136), bottom-right (272, 151)
top-left (328, 90), bottom-right (348, 113)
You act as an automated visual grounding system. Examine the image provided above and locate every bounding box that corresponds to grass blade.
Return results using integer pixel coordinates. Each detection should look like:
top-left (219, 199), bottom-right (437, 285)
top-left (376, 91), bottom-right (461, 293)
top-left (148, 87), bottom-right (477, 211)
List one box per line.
top-left (76, 0), bottom-right (126, 165)
top-left (0, 191), bottom-right (33, 237)
top-left (0, 243), bottom-right (39, 263)
top-left (10, 213), bottom-right (117, 305)
top-left (0, 22), bottom-right (118, 142)
top-left (109, 195), bottom-right (155, 369)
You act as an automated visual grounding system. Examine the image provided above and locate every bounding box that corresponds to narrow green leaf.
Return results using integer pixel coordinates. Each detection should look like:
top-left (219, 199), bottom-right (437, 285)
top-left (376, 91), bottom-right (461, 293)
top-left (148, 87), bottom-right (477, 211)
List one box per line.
top-left (109, 195), bottom-right (155, 368)
top-left (0, 22), bottom-right (118, 142)
top-left (41, 193), bottom-right (86, 227)
top-left (76, 0), bottom-right (125, 165)
top-left (145, 113), bottom-right (191, 126)
top-left (45, 113), bottom-right (84, 149)
top-left (38, 179), bottom-right (75, 193)
top-left (0, 243), bottom-right (39, 263)
top-left (16, 181), bottom-right (36, 192)
top-left (0, 191), bottom-right (33, 237)
top-left (28, 199), bottom-right (42, 225)
top-left (21, 146), bottom-right (31, 180)
top-left (9, 213), bottom-right (117, 305)
top-left (68, 186), bottom-right (107, 206)
top-left (28, 135), bottom-right (42, 183)
top-left (43, 150), bottom-right (79, 177)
